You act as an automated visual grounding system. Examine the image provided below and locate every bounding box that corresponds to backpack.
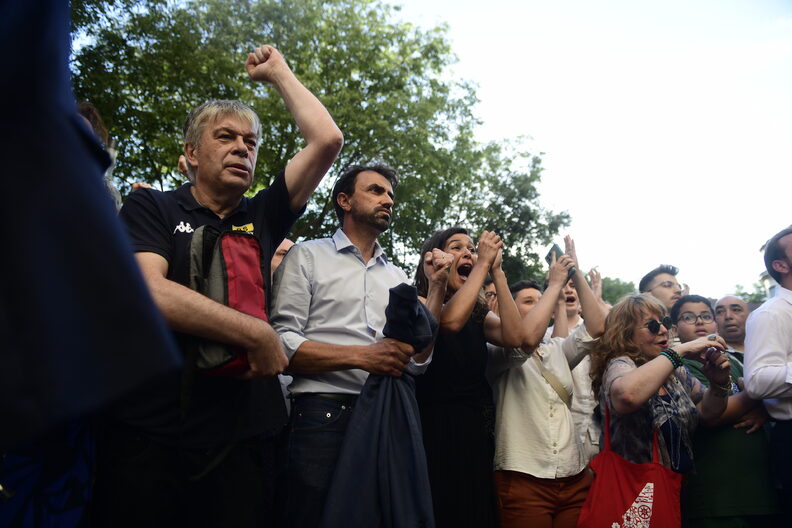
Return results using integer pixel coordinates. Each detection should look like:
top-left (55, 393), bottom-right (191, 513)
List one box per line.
top-left (188, 225), bottom-right (269, 376)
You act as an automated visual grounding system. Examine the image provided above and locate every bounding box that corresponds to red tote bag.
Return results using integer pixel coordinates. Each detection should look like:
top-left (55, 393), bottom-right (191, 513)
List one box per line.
top-left (577, 407), bottom-right (683, 528)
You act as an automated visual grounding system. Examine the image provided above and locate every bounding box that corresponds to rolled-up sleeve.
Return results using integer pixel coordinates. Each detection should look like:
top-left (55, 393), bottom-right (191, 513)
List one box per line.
top-left (271, 244), bottom-right (312, 360)
top-left (745, 309), bottom-right (792, 399)
top-left (485, 344), bottom-right (530, 384)
top-left (561, 324), bottom-right (595, 369)
top-left (406, 354), bottom-right (432, 375)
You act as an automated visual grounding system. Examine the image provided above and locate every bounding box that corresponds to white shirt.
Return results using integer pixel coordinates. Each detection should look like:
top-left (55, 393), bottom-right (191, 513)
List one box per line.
top-left (545, 320), bottom-right (601, 450)
top-left (271, 229), bottom-right (428, 396)
top-left (745, 284), bottom-right (792, 419)
top-left (487, 324), bottom-right (595, 479)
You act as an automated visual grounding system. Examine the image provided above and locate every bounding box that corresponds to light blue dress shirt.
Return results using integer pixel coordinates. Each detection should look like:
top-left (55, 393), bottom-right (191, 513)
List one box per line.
top-left (271, 229), bottom-right (429, 395)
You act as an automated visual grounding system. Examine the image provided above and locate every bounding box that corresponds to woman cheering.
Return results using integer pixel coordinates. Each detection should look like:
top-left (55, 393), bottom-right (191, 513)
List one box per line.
top-left (414, 227), bottom-right (522, 528)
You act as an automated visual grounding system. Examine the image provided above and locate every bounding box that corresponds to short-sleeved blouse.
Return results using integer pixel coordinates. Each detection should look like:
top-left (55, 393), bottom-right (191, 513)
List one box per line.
top-left (600, 355), bottom-right (704, 471)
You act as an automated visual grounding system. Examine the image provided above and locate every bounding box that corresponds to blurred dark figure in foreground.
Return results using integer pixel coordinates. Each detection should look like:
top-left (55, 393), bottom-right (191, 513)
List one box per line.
top-left (0, 0), bottom-right (180, 524)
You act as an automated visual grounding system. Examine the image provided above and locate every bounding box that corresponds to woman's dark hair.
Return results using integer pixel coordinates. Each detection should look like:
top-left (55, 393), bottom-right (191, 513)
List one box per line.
top-left (77, 101), bottom-right (109, 147)
top-left (414, 227), bottom-right (468, 297)
top-left (414, 226), bottom-right (489, 321)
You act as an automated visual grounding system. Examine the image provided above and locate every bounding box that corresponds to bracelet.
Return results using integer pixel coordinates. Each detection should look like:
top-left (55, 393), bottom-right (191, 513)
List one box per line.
top-left (709, 377), bottom-right (732, 397)
top-left (660, 348), bottom-right (683, 369)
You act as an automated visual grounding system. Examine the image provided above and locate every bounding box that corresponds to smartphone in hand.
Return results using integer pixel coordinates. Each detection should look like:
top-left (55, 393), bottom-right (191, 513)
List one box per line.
top-left (545, 243), bottom-right (576, 281)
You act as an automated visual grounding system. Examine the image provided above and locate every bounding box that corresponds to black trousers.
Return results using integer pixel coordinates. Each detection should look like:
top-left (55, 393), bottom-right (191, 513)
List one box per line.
top-left (771, 420), bottom-right (792, 519)
top-left (92, 424), bottom-right (278, 527)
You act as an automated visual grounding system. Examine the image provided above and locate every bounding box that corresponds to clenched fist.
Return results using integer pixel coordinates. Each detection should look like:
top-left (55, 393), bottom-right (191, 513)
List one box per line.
top-left (246, 45), bottom-right (291, 84)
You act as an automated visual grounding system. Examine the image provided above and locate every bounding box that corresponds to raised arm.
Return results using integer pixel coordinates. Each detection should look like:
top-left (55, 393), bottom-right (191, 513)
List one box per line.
top-left (246, 45), bottom-right (343, 213)
top-left (483, 246), bottom-right (523, 348)
top-left (520, 253), bottom-right (574, 350)
top-left (565, 236), bottom-right (606, 338)
top-left (437, 231), bottom-right (502, 333)
top-left (135, 252), bottom-right (287, 379)
top-left (417, 249), bottom-right (453, 361)
top-left (610, 336), bottom-right (728, 415)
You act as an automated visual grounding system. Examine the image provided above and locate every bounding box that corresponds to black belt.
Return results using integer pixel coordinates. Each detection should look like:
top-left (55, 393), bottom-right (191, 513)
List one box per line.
top-left (295, 392), bottom-right (358, 403)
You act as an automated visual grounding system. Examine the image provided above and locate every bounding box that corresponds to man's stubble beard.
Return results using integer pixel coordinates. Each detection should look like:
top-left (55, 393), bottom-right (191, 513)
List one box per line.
top-left (352, 207), bottom-right (391, 234)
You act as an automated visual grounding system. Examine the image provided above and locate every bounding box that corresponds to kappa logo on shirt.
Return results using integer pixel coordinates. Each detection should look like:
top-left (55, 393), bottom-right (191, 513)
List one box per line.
top-left (173, 221), bottom-right (194, 234)
top-left (232, 223), bottom-right (254, 233)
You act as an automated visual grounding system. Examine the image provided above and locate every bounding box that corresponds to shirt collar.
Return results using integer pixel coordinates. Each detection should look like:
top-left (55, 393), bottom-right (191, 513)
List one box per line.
top-left (774, 284), bottom-right (792, 304)
top-left (175, 182), bottom-right (249, 216)
top-left (332, 228), bottom-right (386, 262)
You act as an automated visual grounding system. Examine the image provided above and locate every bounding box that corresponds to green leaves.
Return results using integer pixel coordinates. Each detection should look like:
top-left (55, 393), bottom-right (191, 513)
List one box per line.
top-left (71, 0), bottom-right (568, 281)
top-left (601, 277), bottom-right (637, 305)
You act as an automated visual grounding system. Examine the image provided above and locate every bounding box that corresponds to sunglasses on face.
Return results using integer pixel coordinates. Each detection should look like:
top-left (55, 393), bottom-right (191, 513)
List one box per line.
top-left (644, 316), bottom-right (673, 334)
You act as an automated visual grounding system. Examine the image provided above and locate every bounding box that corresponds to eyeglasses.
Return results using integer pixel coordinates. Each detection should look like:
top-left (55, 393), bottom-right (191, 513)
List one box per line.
top-left (677, 312), bottom-right (714, 325)
top-left (644, 316), bottom-right (673, 334)
top-left (649, 281), bottom-right (681, 291)
top-left (484, 292), bottom-right (497, 300)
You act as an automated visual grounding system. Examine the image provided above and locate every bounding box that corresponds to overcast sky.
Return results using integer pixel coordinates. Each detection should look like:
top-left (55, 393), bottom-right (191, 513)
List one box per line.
top-left (392, 0), bottom-right (792, 296)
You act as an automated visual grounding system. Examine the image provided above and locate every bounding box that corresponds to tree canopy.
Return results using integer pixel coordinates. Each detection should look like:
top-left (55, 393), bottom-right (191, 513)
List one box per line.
top-left (71, 0), bottom-right (569, 276)
top-left (733, 282), bottom-right (768, 304)
top-left (600, 276), bottom-right (636, 306)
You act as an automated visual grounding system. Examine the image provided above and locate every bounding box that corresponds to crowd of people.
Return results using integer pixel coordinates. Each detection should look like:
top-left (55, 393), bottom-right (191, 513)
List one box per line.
top-left (3, 37), bottom-right (792, 528)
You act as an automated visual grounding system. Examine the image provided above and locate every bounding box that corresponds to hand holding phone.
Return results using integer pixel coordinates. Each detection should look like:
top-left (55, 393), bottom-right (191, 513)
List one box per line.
top-left (545, 243), bottom-right (576, 281)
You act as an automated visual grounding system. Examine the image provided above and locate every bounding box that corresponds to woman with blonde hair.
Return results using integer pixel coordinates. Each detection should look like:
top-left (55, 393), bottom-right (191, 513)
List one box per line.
top-left (590, 294), bottom-right (732, 472)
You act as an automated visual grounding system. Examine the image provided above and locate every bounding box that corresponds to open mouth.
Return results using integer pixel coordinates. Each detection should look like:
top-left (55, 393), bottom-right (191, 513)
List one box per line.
top-left (657, 339), bottom-right (669, 348)
top-left (457, 263), bottom-right (472, 281)
top-left (565, 296), bottom-right (576, 303)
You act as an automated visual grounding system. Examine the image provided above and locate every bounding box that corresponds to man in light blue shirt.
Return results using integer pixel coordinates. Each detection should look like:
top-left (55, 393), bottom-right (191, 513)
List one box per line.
top-left (271, 164), bottom-right (430, 527)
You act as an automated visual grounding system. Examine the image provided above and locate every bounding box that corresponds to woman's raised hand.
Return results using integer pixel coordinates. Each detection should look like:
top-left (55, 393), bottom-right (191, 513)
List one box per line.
top-left (676, 334), bottom-right (727, 360)
top-left (477, 231), bottom-right (503, 270)
top-left (424, 248), bottom-right (453, 284)
top-left (700, 346), bottom-right (731, 387)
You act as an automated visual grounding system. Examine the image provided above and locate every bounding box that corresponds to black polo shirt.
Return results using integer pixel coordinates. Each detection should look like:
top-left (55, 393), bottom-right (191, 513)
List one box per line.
top-left (114, 172), bottom-right (298, 448)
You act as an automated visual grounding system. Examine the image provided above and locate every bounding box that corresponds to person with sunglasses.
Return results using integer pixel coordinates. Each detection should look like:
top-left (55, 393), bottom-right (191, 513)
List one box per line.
top-left (669, 295), bottom-right (779, 527)
top-left (589, 294), bottom-right (731, 482)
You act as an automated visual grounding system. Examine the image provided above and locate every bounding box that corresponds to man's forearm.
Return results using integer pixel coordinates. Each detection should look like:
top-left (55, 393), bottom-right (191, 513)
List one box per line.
top-left (288, 340), bottom-right (363, 374)
top-left (699, 388), bottom-right (729, 425)
top-left (272, 71), bottom-right (342, 148)
top-left (271, 70), bottom-right (343, 212)
top-left (146, 271), bottom-right (272, 349)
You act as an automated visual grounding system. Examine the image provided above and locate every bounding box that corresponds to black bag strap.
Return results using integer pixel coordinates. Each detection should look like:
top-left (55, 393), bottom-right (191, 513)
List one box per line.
top-left (179, 225), bottom-right (248, 481)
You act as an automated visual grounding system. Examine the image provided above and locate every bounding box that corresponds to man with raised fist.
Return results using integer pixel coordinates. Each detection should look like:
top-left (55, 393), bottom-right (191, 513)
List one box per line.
top-left (94, 45), bottom-right (343, 527)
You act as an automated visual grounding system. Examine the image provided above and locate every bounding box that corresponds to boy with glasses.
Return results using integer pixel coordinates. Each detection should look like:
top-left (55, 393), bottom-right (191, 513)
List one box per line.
top-left (670, 295), bottom-right (779, 528)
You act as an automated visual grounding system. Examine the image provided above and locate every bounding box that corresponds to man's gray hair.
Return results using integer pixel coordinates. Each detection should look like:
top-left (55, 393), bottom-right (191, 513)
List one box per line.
top-left (182, 100), bottom-right (262, 181)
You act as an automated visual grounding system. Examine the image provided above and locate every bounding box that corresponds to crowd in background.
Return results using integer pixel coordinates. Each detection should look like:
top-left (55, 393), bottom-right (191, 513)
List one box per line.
top-left (3, 33), bottom-right (792, 528)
